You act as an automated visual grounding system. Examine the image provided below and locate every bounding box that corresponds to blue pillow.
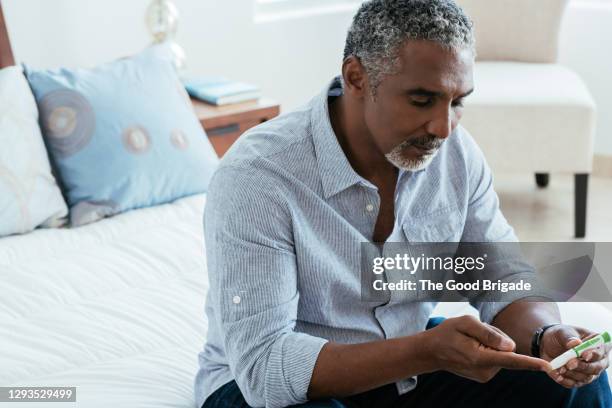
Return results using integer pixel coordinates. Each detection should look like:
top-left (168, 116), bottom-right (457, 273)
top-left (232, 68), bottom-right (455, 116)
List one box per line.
top-left (24, 46), bottom-right (219, 226)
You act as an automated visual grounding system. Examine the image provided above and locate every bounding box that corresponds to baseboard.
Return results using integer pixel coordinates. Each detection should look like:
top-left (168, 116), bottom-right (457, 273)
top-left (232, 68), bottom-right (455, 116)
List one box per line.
top-left (594, 154), bottom-right (612, 178)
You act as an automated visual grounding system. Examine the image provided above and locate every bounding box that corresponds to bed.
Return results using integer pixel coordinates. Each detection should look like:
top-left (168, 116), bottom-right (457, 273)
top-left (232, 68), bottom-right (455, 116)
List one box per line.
top-left (2, 190), bottom-right (611, 408)
top-left (0, 4), bottom-right (211, 405)
top-left (0, 194), bottom-right (209, 408)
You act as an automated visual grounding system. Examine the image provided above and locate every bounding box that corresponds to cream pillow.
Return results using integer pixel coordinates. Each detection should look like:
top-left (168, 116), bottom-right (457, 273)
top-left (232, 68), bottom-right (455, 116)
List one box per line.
top-left (0, 65), bottom-right (68, 236)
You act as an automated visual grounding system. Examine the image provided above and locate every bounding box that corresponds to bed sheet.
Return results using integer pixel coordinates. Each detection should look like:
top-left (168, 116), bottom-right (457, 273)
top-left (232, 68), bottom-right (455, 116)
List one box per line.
top-left (0, 194), bottom-right (208, 408)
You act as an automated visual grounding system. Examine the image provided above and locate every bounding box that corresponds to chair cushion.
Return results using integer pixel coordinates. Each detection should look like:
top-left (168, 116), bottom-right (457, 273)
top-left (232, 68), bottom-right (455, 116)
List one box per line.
top-left (456, 0), bottom-right (568, 63)
top-left (0, 65), bottom-right (68, 237)
top-left (24, 45), bottom-right (219, 226)
top-left (461, 62), bottom-right (596, 173)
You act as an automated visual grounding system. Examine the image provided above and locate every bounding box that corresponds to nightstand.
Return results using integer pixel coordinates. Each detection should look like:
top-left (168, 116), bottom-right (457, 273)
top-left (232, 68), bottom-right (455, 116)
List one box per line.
top-left (191, 97), bottom-right (280, 157)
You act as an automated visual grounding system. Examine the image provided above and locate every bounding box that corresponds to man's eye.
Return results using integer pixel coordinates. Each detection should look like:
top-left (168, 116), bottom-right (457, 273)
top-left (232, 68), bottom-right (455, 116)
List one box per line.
top-left (452, 99), bottom-right (465, 108)
top-left (411, 98), bottom-right (432, 107)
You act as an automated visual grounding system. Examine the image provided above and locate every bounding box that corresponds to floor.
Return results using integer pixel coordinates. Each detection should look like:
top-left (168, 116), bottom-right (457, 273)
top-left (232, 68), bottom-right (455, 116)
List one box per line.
top-left (496, 173), bottom-right (612, 242)
top-left (494, 173), bottom-right (612, 310)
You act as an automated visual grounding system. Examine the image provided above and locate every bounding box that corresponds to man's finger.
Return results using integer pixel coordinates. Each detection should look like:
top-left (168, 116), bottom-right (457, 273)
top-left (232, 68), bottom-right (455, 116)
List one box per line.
top-left (480, 349), bottom-right (551, 371)
top-left (554, 326), bottom-right (583, 349)
top-left (459, 318), bottom-right (515, 352)
top-left (573, 327), bottom-right (595, 342)
top-left (561, 368), bottom-right (592, 383)
top-left (581, 332), bottom-right (599, 342)
top-left (486, 324), bottom-right (517, 351)
top-left (552, 374), bottom-right (577, 389)
top-left (567, 358), bottom-right (580, 370)
top-left (564, 359), bottom-right (607, 376)
top-left (582, 346), bottom-right (606, 363)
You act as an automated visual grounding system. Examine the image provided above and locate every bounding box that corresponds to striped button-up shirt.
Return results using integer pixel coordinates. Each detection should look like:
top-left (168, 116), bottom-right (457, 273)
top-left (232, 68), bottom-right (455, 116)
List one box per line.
top-left (194, 77), bottom-right (525, 408)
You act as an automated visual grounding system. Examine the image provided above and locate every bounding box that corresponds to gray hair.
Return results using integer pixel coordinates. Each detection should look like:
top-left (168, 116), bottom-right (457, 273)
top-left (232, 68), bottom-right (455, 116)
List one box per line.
top-left (344, 0), bottom-right (475, 95)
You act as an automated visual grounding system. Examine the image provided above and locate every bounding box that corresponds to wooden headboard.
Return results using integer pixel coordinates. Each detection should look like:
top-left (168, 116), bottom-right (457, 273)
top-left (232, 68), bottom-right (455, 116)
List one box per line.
top-left (0, 1), bottom-right (15, 68)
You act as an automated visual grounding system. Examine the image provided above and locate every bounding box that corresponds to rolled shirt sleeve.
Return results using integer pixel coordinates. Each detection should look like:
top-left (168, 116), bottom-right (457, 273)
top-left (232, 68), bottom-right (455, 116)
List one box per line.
top-left (204, 163), bottom-right (328, 408)
top-left (458, 129), bottom-right (551, 324)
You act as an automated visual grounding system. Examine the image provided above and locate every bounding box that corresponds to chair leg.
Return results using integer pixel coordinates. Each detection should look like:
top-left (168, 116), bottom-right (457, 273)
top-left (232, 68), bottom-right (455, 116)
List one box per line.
top-left (535, 173), bottom-right (550, 188)
top-left (574, 174), bottom-right (589, 239)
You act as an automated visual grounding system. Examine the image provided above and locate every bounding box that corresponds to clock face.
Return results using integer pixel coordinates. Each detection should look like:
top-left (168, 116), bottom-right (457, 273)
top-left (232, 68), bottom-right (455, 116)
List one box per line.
top-left (145, 0), bottom-right (179, 42)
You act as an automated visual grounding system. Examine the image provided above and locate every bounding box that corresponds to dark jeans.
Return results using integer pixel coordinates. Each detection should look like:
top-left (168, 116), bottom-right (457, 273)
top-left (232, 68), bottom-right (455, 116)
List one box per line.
top-left (202, 317), bottom-right (612, 408)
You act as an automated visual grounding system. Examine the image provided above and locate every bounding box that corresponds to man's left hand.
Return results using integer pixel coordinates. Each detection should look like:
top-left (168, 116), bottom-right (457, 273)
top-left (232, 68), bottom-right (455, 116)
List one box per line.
top-left (540, 324), bottom-right (611, 388)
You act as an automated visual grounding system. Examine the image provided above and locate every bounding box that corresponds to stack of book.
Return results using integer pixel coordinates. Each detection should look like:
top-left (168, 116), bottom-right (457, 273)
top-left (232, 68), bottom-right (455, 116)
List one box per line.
top-left (182, 76), bottom-right (261, 106)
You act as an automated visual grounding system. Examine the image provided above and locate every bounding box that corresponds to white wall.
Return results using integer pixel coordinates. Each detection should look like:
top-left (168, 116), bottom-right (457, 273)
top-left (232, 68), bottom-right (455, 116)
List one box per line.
top-left (559, 0), bottom-right (612, 156)
top-left (2, 0), bottom-right (353, 111)
top-left (3, 0), bottom-right (611, 155)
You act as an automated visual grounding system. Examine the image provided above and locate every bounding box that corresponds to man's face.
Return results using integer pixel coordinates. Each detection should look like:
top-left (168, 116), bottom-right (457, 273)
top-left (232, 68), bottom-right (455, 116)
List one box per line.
top-left (362, 40), bottom-right (475, 171)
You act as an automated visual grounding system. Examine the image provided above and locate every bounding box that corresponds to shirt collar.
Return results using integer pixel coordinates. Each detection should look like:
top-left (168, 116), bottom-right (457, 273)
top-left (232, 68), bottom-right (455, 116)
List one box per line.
top-left (311, 76), bottom-right (373, 199)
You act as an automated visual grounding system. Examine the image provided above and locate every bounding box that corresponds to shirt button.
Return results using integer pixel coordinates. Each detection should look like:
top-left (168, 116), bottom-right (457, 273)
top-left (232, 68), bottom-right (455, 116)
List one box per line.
top-left (232, 295), bottom-right (241, 304)
top-left (366, 204), bottom-right (375, 212)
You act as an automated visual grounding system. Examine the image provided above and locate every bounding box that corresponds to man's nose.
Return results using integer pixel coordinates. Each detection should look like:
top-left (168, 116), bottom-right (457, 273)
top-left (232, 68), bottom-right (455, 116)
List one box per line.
top-left (425, 107), bottom-right (453, 140)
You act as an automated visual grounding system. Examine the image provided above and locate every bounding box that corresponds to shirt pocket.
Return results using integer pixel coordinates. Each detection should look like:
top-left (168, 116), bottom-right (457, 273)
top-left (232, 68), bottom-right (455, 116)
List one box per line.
top-left (402, 207), bottom-right (464, 243)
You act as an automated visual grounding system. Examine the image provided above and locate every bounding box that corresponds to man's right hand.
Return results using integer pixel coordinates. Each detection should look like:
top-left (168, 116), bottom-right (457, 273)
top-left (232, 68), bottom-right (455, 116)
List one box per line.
top-left (423, 315), bottom-right (551, 383)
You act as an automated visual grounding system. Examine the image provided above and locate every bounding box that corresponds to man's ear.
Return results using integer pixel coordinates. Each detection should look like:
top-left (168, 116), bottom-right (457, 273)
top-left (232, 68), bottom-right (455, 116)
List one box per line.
top-left (342, 56), bottom-right (369, 99)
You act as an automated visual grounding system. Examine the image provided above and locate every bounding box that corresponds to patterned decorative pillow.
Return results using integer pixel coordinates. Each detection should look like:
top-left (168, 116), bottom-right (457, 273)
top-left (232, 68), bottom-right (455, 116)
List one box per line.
top-left (24, 45), bottom-right (219, 226)
top-left (0, 65), bottom-right (68, 237)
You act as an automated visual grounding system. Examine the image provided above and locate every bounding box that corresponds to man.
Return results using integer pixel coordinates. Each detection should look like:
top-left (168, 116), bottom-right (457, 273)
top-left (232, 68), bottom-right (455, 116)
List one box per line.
top-left (194, 1), bottom-right (612, 407)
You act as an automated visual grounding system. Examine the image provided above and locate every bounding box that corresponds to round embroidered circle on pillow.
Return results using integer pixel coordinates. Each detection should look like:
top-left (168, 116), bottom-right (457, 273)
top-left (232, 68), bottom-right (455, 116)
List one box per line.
top-left (170, 129), bottom-right (189, 150)
top-left (39, 89), bottom-right (95, 158)
top-left (122, 126), bottom-right (152, 154)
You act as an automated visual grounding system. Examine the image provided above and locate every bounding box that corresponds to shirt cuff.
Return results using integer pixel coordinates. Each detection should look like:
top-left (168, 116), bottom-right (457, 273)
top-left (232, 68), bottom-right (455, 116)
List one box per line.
top-left (265, 332), bottom-right (328, 407)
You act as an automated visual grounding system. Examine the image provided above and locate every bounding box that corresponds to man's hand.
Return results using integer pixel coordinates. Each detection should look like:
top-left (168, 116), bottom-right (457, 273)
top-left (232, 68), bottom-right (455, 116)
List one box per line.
top-left (424, 315), bottom-right (551, 383)
top-left (541, 324), bottom-right (611, 388)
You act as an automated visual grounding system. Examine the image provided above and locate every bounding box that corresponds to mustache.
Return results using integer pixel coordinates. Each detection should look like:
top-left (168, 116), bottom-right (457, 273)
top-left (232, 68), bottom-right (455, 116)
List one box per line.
top-left (395, 135), bottom-right (444, 151)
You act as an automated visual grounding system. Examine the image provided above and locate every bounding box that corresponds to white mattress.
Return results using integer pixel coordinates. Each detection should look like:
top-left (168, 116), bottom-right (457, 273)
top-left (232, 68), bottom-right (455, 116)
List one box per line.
top-left (0, 194), bottom-right (209, 408)
top-left (1, 193), bottom-right (610, 408)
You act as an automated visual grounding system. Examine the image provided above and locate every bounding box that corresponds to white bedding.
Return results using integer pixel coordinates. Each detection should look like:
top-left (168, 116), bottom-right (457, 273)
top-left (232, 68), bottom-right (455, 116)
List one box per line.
top-left (1, 193), bottom-right (610, 408)
top-left (0, 194), bottom-right (209, 408)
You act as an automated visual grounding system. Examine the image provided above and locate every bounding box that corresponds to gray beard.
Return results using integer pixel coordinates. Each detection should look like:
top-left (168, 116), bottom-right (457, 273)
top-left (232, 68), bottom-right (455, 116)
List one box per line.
top-left (384, 139), bottom-right (441, 171)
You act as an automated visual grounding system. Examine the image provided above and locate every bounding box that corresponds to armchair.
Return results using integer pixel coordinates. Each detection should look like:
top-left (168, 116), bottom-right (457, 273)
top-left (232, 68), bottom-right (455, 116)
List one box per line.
top-left (456, 0), bottom-right (596, 238)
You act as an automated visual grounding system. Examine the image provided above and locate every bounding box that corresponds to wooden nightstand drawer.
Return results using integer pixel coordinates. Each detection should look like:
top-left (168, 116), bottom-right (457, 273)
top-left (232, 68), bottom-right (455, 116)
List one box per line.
top-left (191, 97), bottom-right (280, 157)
